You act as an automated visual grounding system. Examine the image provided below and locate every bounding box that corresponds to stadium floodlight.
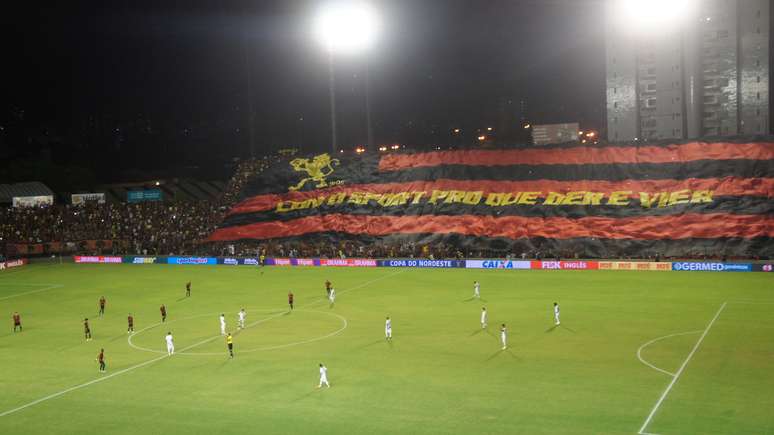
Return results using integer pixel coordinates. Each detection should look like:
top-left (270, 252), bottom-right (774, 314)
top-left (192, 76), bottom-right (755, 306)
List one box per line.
top-left (611, 0), bottom-right (696, 34)
top-left (314, 2), bottom-right (380, 153)
top-left (314, 2), bottom-right (379, 55)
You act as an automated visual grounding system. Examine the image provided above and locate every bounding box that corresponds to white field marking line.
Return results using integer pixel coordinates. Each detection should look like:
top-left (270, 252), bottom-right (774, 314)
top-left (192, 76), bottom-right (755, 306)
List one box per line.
top-left (636, 330), bottom-right (702, 377)
top-left (0, 283), bottom-right (63, 286)
top-left (0, 320), bottom-right (258, 418)
top-left (127, 310), bottom-right (286, 354)
top-left (638, 302), bottom-right (727, 435)
top-left (0, 269), bottom-right (404, 418)
top-left (0, 353), bottom-right (169, 418)
top-left (128, 308), bottom-right (310, 354)
top-left (0, 284), bottom-right (64, 301)
top-left (177, 310), bottom-right (349, 356)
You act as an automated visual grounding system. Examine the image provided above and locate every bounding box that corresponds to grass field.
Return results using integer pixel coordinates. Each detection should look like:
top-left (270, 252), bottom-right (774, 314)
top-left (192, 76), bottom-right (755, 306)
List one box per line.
top-left (1, 263), bottom-right (773, 435)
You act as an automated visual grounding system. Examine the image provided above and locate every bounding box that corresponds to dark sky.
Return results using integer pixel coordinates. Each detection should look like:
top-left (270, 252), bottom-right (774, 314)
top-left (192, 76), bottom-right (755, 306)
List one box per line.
top-left (2, 0), bottom-right (605, 178)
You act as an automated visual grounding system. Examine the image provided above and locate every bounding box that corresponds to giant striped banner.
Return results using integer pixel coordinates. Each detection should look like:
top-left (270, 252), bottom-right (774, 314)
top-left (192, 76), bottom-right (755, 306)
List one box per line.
top-left (209, 141), bottom-right (774, 257)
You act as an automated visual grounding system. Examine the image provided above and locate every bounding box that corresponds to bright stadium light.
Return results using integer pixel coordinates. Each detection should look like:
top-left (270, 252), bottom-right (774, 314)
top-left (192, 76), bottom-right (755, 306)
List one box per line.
top-left (314, 2), bottom-right (379, 55)
top-left (314, 2), bottom-right (380, 153)
top-left (611, 0), bottom-right (696, 34)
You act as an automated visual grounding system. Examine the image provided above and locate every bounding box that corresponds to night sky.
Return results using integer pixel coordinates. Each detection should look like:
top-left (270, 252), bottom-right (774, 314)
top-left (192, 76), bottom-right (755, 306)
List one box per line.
top-left (2, 0), bottom-right (605, 182)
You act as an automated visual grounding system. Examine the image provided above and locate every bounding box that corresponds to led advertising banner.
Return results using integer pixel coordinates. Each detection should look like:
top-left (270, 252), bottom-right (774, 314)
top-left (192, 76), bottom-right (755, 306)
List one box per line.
top-left (127, 189), bottom-right (163, 203)
top-left (378, 259), bottom-right (466, 268)
top-left (74, 256), bottom-right (123, 263)
top-left (465, 259), bottom-right (531, 269)
top-left (597, 261), bottom-right (672, 271)
top-left (671, 262), bottom-right (752, 272)
top-left (166, 257), bottom-right (217, 265)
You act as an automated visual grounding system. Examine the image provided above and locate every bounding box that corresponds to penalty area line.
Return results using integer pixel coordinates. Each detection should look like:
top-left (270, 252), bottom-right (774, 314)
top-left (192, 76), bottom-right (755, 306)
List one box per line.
top-left (637, 302), bottom-right (727, 435)
top-left (0, 268), bottom-right (405, 418)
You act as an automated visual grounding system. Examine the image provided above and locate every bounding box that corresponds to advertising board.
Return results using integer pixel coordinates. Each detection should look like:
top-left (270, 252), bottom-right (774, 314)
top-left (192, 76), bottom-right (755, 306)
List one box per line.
top-left (597, 261), bottom-right (672, 271)
top-left (127, 189), bottom-right (163, 203)
top-left (5, 258), bottom-right (29, 269)
top-left (166, 257), bottom-right (217, 265)
top-left (71, 193), bottom-right (106, 205)
top-left (74, 256), bottom-right (122, 263)
top-left (124, 257), bottom-right (161, 264)
top-left (320, 258), bottom-right (377, 267)
top-left (12, 196), bottom-right (54, 207)
top-left (465, 259), bottom-right (531, 269)
top-left (671, 262), bottom-right (752, 272)
top-left (530, 260), bottom-right (598, 270)
top-left (531, 122), bottom-right (580, 145)
top-left (379, 259), bottom-right (465, 268)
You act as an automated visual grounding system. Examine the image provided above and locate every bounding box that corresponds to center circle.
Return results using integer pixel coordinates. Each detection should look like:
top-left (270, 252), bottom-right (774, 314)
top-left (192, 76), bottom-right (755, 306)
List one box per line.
top-left (128, 309), bottom-right (348, 356)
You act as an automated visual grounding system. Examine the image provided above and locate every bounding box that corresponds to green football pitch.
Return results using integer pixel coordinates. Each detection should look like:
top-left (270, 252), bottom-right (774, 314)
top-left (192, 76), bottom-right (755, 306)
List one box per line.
top-left (1, 263), bottom-right (772, 435)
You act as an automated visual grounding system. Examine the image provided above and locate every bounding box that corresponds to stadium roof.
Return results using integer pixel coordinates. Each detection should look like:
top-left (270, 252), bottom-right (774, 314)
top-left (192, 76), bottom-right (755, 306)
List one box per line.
top-left (0, 182), bottom-right (55, 203)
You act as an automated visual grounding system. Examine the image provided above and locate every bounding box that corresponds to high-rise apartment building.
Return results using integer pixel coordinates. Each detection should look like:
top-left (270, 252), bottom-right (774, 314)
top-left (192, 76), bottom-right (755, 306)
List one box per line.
top-left (606, 0), bottom-right (769, 142)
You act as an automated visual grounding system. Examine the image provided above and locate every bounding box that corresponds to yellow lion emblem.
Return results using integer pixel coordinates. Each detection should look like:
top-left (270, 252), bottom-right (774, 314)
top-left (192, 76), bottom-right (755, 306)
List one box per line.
top-left (288, 153), bottom-right (341, 191)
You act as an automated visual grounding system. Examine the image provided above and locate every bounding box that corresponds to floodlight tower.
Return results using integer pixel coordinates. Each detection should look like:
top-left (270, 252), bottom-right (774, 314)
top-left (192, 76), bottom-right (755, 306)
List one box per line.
top-left (314, 2), bottom-right (379, 153)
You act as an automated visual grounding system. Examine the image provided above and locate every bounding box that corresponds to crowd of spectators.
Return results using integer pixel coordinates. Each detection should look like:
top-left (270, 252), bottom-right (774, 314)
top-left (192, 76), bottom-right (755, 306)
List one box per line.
top-left (0, 151), bottom-right (761, 260)
top-left (219, 155), bottom-right (275, 207)
top-left (0, 155), bottom-right (277, 257)
top-left (204, 240), bottom-right (467, 259)
top-left (202, 239), bottom-right (699, 261)
top-left (0, 199), bottom-right (223, 256)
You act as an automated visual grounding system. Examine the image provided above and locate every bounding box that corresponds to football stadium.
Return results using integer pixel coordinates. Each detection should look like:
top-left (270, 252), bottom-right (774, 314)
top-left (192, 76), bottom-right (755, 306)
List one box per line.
top-left (2, 1), bottom-right (773, 435)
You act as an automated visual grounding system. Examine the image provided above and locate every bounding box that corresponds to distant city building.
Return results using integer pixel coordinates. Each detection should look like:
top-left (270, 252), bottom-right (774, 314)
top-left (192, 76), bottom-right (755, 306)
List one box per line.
top-left (605, 0), bottom-right (770, 142)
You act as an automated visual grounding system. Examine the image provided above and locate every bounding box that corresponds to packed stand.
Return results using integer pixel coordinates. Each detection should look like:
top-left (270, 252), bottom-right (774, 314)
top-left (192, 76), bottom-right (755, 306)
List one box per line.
top-left (219, 155), bottom-right (276, 207)
top-left (0, 151), bottom-right (750, 260)
top-left (0, 202), bottom-right (222, 256)
top-left (0, 155), bottom-right (279, 256)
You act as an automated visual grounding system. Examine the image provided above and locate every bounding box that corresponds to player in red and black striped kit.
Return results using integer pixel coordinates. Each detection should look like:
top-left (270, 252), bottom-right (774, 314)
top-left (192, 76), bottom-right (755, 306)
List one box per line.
top-left (12, 312), bottom-right (22, 332)
top-left (84, 318), bottom-right (92, 341)
top-left (98, 296), bottom-right (106, 317)
top-left (288, 291), bottom-right (294, 311)
top-left (96, 349), bottom-right (106, 373)
top-left (160, 305), bottom-right (167, 322)
top-left (185, 282), bottom-right (191, 298)
top-left (127, 314), bottom-right (134, 333)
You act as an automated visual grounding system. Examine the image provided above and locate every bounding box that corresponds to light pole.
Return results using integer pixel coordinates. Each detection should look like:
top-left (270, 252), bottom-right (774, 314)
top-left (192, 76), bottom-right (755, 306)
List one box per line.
top-left (364, 58), bottom-right (374, 150)
top-left (327, 51), bottom-right (338, 154)
top-left (244, 29), bottom-right (255, 158)
top-left (314, 2), bottom-right (379, 154)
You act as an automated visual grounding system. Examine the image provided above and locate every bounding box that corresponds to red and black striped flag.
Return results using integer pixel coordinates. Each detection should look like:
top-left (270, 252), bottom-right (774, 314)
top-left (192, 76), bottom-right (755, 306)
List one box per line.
top-left (209, 141), bottom-right (774, 257)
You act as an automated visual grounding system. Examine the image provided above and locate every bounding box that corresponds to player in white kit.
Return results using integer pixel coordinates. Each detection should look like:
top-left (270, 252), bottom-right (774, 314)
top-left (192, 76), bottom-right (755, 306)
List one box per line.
top-left (329, 288), bottom-right (336, 306)
top-left (500, 324), bottom-right (507, 350)
top-left (473, 281), bottom-right (480, 299)
top-left (481, 307), bottom-right (488, 329)
top-left (238, 309), bottom-right (246, 330)
top-left (220, 314), bottom-right (227, 335)
top-left (165, 332), bottom-right (175, 355)
top-left (318, 363), bottom-right (330, 388)
top-left (553, 302), bottom-right (560, 326)
top-left (385, 316), bottom-right (392, 340)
